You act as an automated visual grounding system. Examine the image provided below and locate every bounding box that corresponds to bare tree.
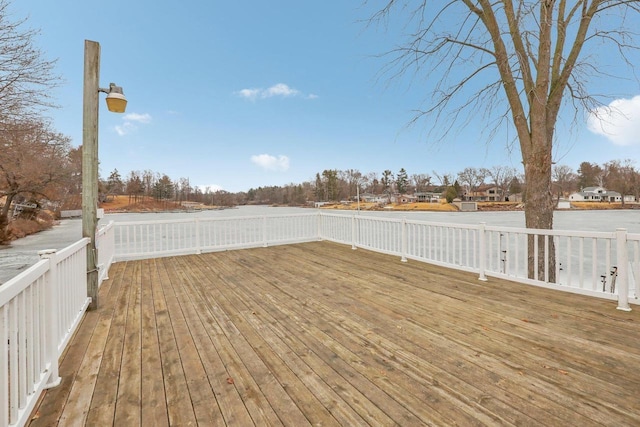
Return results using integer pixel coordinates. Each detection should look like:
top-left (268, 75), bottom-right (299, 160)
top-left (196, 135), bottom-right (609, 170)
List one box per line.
top-left (126, 171), bottom-right (144, 204)
top-left (0, 119), bottom-right (70, 241)
top-left (552, 164), bottom-right (577, 201)
top-left (603, 159), bottom-right (637, 205)
top-left (577, 161), bottom-right (603, 189)
top-left (411, 173), bottom-right (432, 192)
top-left (106, 169), bottom-right (124, 199)
top-left (339, 169), bottom-right (363, 200)
top-left (457, 167), bottom-right (488, 200)
top-left (487, 165), bottom-right (518, 201)
top-left (381, 169), bottom-right (394, 200)
top-left (0, 0), bottom-right (60, 123)
top-left (365, 172), bottom-right (379, 193)
top-left (370, 0), bottom-right (640, 279)
top-left (432, 170), bottom-right (453, 188)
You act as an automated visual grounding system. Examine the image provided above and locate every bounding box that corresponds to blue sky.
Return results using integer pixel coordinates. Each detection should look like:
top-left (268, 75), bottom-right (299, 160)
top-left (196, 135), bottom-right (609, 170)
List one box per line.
top-left (13, 0), bottom-right (640, 193)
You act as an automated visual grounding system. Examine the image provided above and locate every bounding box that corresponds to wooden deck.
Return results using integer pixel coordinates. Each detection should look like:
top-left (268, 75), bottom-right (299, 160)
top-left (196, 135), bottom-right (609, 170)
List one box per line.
top-left (29, 241), bottom-right (640, 426)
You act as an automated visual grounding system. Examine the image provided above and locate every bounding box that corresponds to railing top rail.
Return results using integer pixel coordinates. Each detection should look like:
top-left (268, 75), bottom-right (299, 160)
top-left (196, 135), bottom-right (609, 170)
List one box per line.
top-left (484, 224), bottom-right (617, 239)
top-left (97, 220), bottom-right (115, 235)
top-left (404, 218), bottom-right (482, 230)
top-left (56, 237), bottom-right (90, 260)
top-left (332, 214), bottom-right (403, 224)
top-left (112, 212), bottom-right (319, 226)
top-left (0, 259), bottom-right (49, 306)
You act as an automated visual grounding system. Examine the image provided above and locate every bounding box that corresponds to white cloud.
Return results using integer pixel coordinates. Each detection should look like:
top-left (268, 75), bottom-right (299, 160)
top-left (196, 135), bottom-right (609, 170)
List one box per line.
top-left (115, 112), bottom-right (152, 136)
top-left (115, 122), bottom-right (134, 136)
top-left (250, 154), bottom-right (290, 171)
top-left (264, 83), bottom-right (299, 98)
top-left (587, 95), bottom-right (640, 146)
top-left (236, 83), bottom-right (314, 101)
top-left (237, 88), bottom-right (261, 101)
top-left (197, 184), bottom-right (224, 193)
top-left (124, 112), bottom-right (152, 123)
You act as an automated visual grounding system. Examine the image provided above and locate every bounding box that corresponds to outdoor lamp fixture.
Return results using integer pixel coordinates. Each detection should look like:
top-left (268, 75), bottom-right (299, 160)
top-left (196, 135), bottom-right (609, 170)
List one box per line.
top-left (82, 40), bottom-right (127, 310)
top-left (100, 83), bottom-right (127, 113)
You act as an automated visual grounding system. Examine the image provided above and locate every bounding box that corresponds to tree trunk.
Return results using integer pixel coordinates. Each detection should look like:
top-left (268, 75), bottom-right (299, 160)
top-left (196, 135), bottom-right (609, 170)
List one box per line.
top-left (523, 148), bottom-right (556, 282)
top-left (0, 193), bottom-right (16, 243)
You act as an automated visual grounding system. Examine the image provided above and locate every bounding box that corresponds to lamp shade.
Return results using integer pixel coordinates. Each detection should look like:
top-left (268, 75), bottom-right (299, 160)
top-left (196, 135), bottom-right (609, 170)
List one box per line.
top-left (104, 83), bottom-right (127, 113)
top-left (105, 92), bottom-right (127, 113)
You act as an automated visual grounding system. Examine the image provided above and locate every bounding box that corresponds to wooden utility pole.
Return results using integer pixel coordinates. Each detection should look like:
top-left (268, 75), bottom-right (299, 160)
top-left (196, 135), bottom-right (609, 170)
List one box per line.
top-left (82, 40), bottom-right (100, 310)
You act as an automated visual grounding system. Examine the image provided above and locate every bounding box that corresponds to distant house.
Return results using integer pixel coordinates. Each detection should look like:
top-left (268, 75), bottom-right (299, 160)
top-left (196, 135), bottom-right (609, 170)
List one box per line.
top-left (415, 192), bottom-right (441, 203)
top-left (360, 193), bottom-right (387, 204)
top-left (569, 186), bottom-right (621, 202)
top-left (468, 185), bottom-right (505, 202)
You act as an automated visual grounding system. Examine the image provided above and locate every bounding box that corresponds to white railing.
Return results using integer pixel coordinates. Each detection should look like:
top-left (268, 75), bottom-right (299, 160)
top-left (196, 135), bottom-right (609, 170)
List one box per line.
top-left (2, 211), bottom-right (636, 425)
top-left (113, 214), bottom-right (319, 260)
top-left (0, 239), bottom-right (91, 427)
top-left (482, 226), bottom-right (629, 302)
top-left (111, 213), bottom-right (637, 310)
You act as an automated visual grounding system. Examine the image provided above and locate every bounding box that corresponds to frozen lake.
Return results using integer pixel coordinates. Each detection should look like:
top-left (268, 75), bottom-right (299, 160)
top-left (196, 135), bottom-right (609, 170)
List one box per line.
top-left (1, 205), bottom-right (639, 284)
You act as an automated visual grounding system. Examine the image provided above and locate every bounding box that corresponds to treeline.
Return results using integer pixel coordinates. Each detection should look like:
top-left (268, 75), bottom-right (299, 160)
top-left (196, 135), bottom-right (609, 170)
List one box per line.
top-left (2, 127), bottom-right (638, 244)
top-left (245, 161), bottom-right (640, 205)
top-left (100, 159), bottom-right (640, 207)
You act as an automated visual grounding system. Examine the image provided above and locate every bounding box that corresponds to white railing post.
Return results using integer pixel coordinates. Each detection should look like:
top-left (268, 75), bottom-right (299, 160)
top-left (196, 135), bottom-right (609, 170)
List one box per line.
top-left (351, 214), bottom-right (357, 250)
top-left (263, 216), bottom-right (268, 247)
top-left (616, 228), bottom-right (631, 311)
top-left (38, 249), bottom-right (62, 388)
top-left (401, 218), bottom-right (407, 263)
top-left (195, 218), bottom-right (202, 254)
top-left (0, 302), bottom-right (6, 426)
top-left (317, 212), bottom-right (323, 241)
top-left (478, 223), bottom-right (488, 281)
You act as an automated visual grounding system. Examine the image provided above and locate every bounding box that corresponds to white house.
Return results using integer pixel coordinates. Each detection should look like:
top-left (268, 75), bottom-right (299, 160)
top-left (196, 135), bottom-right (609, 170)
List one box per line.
top-left (360, 193), bottom-right (388, 204)
top-left (569, 186), bottom-right (621, 202)
top-left (415, 192), bottom-right (441, 202)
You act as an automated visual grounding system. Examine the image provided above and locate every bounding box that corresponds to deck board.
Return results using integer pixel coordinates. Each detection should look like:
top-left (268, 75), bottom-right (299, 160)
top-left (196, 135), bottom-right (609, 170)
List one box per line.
top-left (29, 241), bottom-right (640, 426)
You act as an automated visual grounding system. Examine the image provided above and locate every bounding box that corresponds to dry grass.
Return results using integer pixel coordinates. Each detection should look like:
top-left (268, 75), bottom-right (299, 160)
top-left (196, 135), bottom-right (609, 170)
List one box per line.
top-left (389, 202), bottom-right (457, 211)
top-left (322, 201), bottom-right (458, 212)
top-left (101, 195), bottom-right (184, 212)
top-left (570, 202), bottom-right (634, 210)
top-left (477, 202), bottom-right (523, 211)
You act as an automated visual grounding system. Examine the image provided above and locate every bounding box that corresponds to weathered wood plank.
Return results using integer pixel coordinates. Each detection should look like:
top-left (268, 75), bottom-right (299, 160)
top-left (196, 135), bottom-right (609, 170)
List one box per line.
top-left (159, 257), bottom-right (255, 426)
top-left (168, 256), bottom-right (290, 426)
top-left (84, 261), bottom-right (135, 425)
top-left (140, 258), bottom-right (169, 426)
top-left (161, 257), bottom-right (226, 425)
top-left (57, 261), bottom-right (135, 426)
top-left (221, 249), bottom-right (494, 426)
top-left (182, 255), bottom-right (343, 426)
top-left (189, 254), bottom-right (402, 426)
top-left (114, 261), bottom-right (142, 425)
top-left (307, 244), bottom-right (640, 421)
top-left (30, 241), bottom-right (640, 426)
top-left (281, 243), bottom-right (640, 424)
top-left (153, 258), bottom-right (198, 426)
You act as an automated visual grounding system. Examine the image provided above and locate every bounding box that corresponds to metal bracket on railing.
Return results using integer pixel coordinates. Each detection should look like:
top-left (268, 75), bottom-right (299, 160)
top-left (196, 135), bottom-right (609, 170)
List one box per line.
top-left (610, 266), bottom-right (618, 293)
top-left (501, 250), bottom-right (507, 274)
top-left (601, 267), bottom-right (619, 293)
